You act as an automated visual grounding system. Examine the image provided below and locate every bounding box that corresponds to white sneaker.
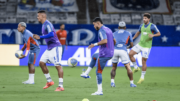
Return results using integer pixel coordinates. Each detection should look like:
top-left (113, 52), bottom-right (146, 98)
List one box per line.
top-left (91, 91), bottom-right (103, 95)
top-left (22, 80), bottom-right (34, 84)
top-left (80, 73), bottom-right (91, 79)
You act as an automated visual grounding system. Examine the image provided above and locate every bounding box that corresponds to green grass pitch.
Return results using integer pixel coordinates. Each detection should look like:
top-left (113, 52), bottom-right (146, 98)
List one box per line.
top-left (0, 66), bottom-right (179, 101)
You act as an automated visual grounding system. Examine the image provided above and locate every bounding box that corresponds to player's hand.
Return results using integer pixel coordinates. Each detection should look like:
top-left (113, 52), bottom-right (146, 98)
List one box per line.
top-left (88, 44), bottom-right (94, 49)
top-left (18, 55), bottom-right (25, 59)
top-left (148, 34), bottom-right (154, 38)
top-left (33, 34), bottom-right (40, 39)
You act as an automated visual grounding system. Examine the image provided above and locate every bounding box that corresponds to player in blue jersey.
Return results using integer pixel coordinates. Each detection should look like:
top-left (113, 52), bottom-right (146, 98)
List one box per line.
top-left (33, 11), bottom-right (64, 91)
top-left (111, 21), bottom-right (136, 87)
top-left (81, 17), bottom-right (114, 95)
top-left (17, 22), bottom-right (40, 84)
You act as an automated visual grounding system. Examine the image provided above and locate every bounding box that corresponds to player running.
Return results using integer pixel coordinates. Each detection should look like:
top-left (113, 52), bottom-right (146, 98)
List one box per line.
top-left (33, 10), bottom-right (64, 91)
top-left (111, 21), bottom-right (136, 87)
top-left (17, 22), bottom-right (40, 84)
top-left (81, 17), bottom-right (114, 95)
top-left (129, 13), bottom-right (161, 84)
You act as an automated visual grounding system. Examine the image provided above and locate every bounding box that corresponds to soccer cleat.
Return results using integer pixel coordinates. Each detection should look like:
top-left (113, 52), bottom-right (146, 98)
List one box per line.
top-left (22, 80), bottom-right (34, 84)
top-left (130, 83), bottom-right (137, 87)
top-left (137, 78), bottom-right (144, 84)
top-left (55, 87), bottom-right (64, 91)
top-left (80, 73), bottom-right (91, 79)
top-left (111, 82), bottom-right (115, 87)
top-left (91, 91), bottom-right (103, 95)
top-left (43, 81), bottom-right (54, 89)
top-left (133, 67), bottom-right (140, 73)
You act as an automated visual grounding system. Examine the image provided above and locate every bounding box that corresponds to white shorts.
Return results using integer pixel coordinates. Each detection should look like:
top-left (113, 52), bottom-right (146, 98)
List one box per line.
top-left (112, 49), bottom-right (130, 64)
top-left (40, 46), bottom-right (62, 66)
top-left (132, 44), bottom-right (151, 58)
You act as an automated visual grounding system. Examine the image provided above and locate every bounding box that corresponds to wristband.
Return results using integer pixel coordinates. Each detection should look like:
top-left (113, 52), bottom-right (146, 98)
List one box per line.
top-left (94, 43), bottom-right (98, 46)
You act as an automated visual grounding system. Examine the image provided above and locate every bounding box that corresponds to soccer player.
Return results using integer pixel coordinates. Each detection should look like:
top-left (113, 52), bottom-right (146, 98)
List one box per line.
top-left (81, 17), bottom-right (114, 95)
top-left (17, 22), bottom-right (40, 84)
top-left (33, 10), bottom-right (64, 91)
top-left (129, 13), bottom-right (161, 84)
top-left (56, 24), bottom-right (67, 57)
top-left (111, 21), bottom-right (136, 87)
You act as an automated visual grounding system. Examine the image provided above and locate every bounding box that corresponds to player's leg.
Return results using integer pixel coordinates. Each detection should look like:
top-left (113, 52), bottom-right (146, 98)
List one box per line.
top-left (39, 50), bottom-right (54, 89)
top-left (111, 49), bottom-right (119, 87)
top-left (121, 50), bottom-right (136, 87)
top-left (129, 44), bottom-right (141, 73)
top-left (22, 50), bottom-right (39, 84)
top-left (137, 48), bottom-right (150, 84)
top-left (111, 63), bottom-right (117, 87)
top-left (61, 45), bottom-right (65, 58)
top-left (124, 63), bottom-right (136, 87)
top-left (52, 46), bottom-right (64, 91)
top-left (92, 57), bottom-right (111, 95)
top-left (81, 53), bottom-right (99, 78)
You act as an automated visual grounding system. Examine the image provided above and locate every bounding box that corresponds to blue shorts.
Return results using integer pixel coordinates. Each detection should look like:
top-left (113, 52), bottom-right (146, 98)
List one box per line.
top-left (96, 57), bottom-right (112, 74)
top-left (28, 49), bottom-right (40, 64)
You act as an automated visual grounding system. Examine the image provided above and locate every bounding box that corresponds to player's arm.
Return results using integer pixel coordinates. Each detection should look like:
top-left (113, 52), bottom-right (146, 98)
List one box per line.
top-left (113, 39), bottom-right (116, 45)
top-left (18, 37), bottom-right (31, 59)
top-left (133, 31), bottom-right (141, 40)
top-left (21, 43), bottom-right (26, 51)
top-left (133, 24), bottom-right (142, 40)
top-left (149, 25), bottom-right (161, 38)
top-left (127, 33), bottom-right (134, 49)
top-left (88, 30), bottom-right (107, 49)
top-left (33, 25), bottom-right (54, 39)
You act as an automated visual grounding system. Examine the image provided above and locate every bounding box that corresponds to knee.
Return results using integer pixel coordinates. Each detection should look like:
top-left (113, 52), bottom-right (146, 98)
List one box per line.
top-left (92, 53), bottom-right (98, 60)
top-left (39, 61), bottom-right (45, 67)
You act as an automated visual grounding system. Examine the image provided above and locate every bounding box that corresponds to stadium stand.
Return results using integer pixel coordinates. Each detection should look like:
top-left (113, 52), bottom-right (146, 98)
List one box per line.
top-left (0, 0), bottom-right (179, 25)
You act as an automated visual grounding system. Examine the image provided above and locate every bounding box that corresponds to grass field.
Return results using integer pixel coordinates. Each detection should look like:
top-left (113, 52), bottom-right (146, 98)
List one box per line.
top-left (0, 66), bottom-right (180, 101)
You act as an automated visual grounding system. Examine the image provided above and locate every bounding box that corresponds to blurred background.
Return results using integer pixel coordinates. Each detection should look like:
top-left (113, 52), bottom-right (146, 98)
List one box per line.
top-left (0, 0), bottom-right (180, 67)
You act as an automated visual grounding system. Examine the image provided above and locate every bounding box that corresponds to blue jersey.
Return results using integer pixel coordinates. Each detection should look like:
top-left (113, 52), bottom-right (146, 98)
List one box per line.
top-left (98, 25), bottom-right (114, 57)
top-left (113, 29), bottom-right (133, 51)
top-left (21, 29), bottom-right (40, 56)
top-left (138, 22), bottom-right (159, 34)
top-left (42, 20), bottom-right (61, 50)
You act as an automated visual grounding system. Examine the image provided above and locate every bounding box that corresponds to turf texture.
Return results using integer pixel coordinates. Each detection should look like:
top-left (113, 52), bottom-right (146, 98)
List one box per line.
top-left (0, 66), bottom-right (179, 101)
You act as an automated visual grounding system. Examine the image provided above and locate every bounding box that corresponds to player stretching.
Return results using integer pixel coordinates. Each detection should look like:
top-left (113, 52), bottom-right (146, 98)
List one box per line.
top-left (81, 17), bottom-right (114, 95)
top-left (33, 11), bottom-right (64, 91)
top-left (111, 21), bottom-right (136, 87)
top-left (17, 22), bottom-right (40, 84)
top-left (129, 13), bottom-right (161, 84)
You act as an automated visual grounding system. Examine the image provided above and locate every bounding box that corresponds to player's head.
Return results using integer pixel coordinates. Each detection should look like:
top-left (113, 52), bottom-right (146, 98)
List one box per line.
top-left (60, 24), bottom-right (65, 30)
top-left (37, 10), bottom-right (47, 23)
top-left (92, 17), bottom-right (103, 30)
top-left (143, 13), bottom-right (151, 24)
top-left (17, 22), bottom-right (26, 33)
top-left (118, 21), bottom-right (126, 30)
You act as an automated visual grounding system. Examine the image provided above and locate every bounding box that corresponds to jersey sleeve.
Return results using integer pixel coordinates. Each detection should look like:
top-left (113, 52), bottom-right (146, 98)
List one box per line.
top-left (151, 24), bottom-right (160, 34)
top-left (138, 24), bottom-right (143, 32)
top-left (25, 37), bottom-right (31, 56)
top-left (21, 43), bottom-right (26, 51)
top-left (46, 24), bottom-right (53, 33)
top-left (99, 29), bottom-right (107, 40)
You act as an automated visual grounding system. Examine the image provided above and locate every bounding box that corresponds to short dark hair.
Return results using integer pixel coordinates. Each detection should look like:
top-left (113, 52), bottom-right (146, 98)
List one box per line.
top-left (143, 13), bottom-right (151, 19)
top-left (60, 24), bottom-right (64, 27)
top-left (93, 17), bottom-right (103, 24)
top-left (118, 26), bottom-right (126, 29)
top-left (38, 10), bottom-right (46, 14)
